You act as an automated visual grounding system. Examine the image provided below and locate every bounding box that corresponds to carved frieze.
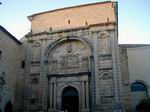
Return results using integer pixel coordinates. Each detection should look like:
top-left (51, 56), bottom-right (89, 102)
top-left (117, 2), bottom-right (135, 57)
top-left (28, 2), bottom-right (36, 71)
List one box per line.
top-left (61, 54), bottom-right (79, 69)
top-left (48, 40), bottom-right (90, 73)
top-left (49, 59), bottom-right (58, 73)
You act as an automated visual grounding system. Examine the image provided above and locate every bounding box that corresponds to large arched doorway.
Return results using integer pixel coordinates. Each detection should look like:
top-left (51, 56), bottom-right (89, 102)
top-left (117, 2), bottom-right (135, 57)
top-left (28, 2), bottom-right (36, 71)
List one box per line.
top-left (62, 86), bottom-right (79, 112)
top-left (131, 82), bottom-right (149, 110)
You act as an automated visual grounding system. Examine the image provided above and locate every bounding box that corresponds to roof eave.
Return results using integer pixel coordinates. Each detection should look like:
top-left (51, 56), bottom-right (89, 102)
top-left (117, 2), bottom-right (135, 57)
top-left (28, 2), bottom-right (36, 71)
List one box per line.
top-left (0, 25), bottom-right (22, 45)
top-left (28, 1), bottom-right (115, 20)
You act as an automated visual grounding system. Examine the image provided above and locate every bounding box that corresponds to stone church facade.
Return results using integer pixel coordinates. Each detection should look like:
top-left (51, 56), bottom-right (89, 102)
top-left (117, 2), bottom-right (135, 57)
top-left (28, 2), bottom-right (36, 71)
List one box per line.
top-left (1, 1), bottom-right (141, 112)
top-left (19, 1), bottom-right (131, 112)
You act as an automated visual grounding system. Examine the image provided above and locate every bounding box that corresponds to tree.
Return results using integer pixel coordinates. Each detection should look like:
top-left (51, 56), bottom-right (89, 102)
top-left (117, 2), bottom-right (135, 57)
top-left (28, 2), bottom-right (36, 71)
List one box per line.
top-left (136, 98), bottom-right (150, 112)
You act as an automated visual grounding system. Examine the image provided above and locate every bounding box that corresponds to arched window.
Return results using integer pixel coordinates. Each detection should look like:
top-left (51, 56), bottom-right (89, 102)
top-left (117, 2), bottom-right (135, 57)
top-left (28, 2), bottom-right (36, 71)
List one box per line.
top-left (131, 81), bottom-right (149, 110)
top-left (131, 82), bottom-right (147, 92)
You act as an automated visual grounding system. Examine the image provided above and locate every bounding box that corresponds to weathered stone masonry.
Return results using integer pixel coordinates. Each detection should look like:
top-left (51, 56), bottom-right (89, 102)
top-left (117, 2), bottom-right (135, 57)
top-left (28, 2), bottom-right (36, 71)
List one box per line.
top-left (14, 1), bottom-right (131, 112)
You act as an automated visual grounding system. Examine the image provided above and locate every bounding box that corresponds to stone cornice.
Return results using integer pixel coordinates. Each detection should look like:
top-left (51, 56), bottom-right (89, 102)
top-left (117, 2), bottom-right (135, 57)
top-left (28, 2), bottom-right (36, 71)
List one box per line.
top-left (25, 22), bottom-right (116, 39)
top-left (47, 72), bottom-right (91, 78)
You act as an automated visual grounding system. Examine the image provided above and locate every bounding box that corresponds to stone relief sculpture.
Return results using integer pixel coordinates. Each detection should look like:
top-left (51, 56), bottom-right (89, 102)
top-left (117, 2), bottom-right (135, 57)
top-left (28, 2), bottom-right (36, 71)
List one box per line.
top-left (66, 43), bottom-right (73, 53)
top-left (79, 43), bottom-right (86, 50)
top-left (48, 40), bottom-right (90, 73)
top-left (61, 54), bottom-right (79, 69)
top-left (82, 56), bottom-right (89, 69)
top-left (50, 59), bottom-right (58, 72)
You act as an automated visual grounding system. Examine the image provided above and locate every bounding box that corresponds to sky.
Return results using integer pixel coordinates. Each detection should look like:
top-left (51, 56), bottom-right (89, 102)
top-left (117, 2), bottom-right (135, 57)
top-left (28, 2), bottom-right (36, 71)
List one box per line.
top-left (0, 0), bottom-right (150, 44)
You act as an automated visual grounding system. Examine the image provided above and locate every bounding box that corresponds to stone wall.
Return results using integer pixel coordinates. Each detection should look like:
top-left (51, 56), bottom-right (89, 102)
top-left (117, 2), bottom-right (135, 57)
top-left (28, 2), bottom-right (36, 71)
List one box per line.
top-left (28, 2), bottom-right (116, 34)
top-left (0, 29), bottom-right (21, 112)
top-left (126, 45), bottom-right (150, 110)
top-left (22, 21), bottom-right (130, 112)
top-left (21, 1), bottom-right (131, 112)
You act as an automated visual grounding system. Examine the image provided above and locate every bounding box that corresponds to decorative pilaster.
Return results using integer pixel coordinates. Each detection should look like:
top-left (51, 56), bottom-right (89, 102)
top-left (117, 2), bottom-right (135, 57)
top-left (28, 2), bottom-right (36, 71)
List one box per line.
top-left (39, 37), bottom-right (48, 111)
top-left (23, 40), bottom-right (32, 111)
top-left (110, 29), bottom-right (124, 112)
top-left (90, 32), bottom-right (96, 112)
top-left (91, 31), bottom-right (100, 106)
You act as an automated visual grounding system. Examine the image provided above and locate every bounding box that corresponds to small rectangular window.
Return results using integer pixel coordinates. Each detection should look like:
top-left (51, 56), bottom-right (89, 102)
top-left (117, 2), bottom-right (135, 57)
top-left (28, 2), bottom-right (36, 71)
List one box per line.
top-left (21, 60), bottom-right (25, 68)
top-left (0, 51), bottom-right (2, 60)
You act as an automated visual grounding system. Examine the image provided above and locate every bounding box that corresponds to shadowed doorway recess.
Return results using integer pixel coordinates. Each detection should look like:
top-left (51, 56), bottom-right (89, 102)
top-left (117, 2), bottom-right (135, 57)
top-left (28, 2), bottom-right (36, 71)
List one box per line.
top-left (62, 86), bottom-right (79, 112)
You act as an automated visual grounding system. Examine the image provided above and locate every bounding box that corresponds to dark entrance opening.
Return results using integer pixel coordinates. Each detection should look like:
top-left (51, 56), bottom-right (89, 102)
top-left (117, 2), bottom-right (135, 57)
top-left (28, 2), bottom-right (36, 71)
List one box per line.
top-left (62, 86), bottom-right (79, 112)
top-left (4, 100), bottom-right (13, 112)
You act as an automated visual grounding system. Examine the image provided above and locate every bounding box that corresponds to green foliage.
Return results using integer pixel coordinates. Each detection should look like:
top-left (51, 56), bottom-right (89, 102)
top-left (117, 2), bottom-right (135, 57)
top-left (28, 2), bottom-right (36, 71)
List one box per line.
top-left (136, 98), bottom-right (150, 112)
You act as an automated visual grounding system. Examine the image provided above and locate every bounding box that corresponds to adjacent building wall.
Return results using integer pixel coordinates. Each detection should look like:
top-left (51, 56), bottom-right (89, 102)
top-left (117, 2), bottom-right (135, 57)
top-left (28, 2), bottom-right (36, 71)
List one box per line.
top-left (0, 26), bottom-right (22, 112)
top-left (127, 46), bottom-right (150, 93)
top-left (126, 45), bottom-right (150, 110)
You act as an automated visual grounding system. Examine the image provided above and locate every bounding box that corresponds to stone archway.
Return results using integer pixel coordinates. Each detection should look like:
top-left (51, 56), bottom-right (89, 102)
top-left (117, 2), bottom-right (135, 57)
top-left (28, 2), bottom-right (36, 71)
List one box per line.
top-left (131, 81), bottom-right (149, 110)
top-left (45, 36), bottom-right (92, 112)
top-left (62, 86), bottom-right (79, 112)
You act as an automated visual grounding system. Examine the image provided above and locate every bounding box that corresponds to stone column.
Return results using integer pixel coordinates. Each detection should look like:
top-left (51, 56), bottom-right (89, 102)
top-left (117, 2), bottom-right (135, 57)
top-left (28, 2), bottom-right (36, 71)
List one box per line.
top-left (48, 79), bottom-right (57, 112)
top-left (85, 81), bottom-right (89, 109)
top-left (49, 82), bottom-right (53, 109)
top-left (82, 81), bottom-right (85, 109)
top-left (81, 79), bottom-right (90, 112)
top-left (53, 82), bottom-right (57, 110)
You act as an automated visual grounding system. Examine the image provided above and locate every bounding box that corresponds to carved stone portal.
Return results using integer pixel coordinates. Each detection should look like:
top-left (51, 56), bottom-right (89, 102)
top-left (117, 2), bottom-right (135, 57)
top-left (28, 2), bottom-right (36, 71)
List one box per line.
top-left (48, 40), bottom-right (90, 73)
